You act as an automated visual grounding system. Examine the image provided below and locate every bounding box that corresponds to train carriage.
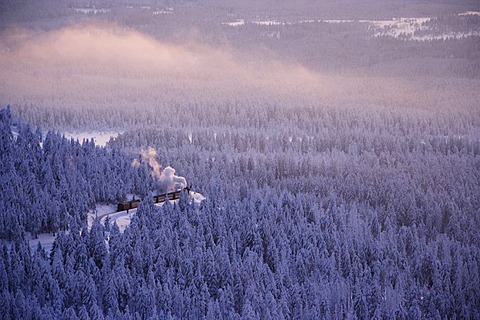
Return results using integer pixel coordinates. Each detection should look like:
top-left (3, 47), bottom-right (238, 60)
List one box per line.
top-left (116, 187), bottom-right (190, 212)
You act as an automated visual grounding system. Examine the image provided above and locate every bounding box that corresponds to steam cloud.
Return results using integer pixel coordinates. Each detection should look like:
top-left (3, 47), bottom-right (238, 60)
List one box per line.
top-left (136, 147), bottom-right (187, 193)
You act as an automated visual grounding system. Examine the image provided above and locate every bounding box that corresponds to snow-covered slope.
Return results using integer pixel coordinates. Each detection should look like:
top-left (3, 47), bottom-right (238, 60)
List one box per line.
top-left (90, 191), bottom-right (205, 233)
top-left (28, 191), bottom-right (205, 252)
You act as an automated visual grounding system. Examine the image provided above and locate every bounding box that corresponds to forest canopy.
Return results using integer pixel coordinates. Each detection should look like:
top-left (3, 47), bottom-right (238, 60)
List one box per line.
top-left (0, 0), bottom-right (479, 319)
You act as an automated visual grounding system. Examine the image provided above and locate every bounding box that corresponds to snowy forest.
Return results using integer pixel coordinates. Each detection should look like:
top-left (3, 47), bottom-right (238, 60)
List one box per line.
top-left (1, 0), bottom-right (480, 319)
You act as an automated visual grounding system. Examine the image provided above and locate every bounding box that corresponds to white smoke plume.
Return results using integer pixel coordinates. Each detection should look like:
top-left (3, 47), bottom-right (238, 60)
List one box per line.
top-left (137, 147), bottom-right (187, 193)
top-left (141, 147), bottom-right (162, 181)
top-left (158, 166), bottom-right (187, 193)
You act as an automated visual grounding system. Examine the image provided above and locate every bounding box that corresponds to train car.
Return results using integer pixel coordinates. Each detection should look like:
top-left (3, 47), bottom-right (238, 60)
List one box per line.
top-left (155, 194), bottom-right (166, 203)
top-left (117, 199), bottom-right (141, 212)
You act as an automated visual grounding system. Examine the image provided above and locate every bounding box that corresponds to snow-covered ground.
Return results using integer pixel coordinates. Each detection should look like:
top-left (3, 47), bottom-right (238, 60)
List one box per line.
top-left (222, 19), bottom-right (246, 27)
top-left (63, 131), bottom-right (120, 147)
top-left (12, 128), bottom-right (119, 147)
top-left (366, 17), bottom-right (480, 41)
top-left (123, 4), bottom-right (174, 15)
top-left (73, 8), bottom-right (110, 14)
top-left (91, 192), bottom-right (205, 232)
top-left (93, 191), bottom-right (205, 232)
top-left (222, 11), bottom-right (480, 41)
top-left (28, 191), bottom-right (204, 253)
top-left (153, 8), bottom-right (174, 15)
top-left (458, 11), bottom-right (480, 16)
top-left (28, 233), bottom-right (57, 253)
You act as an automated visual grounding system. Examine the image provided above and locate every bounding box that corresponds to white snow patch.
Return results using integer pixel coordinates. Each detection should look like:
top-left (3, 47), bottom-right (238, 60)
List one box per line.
top-left (223, 15), bottom-right (479, 41)
top-left (101, 210), bottom-right (134, 233)
top-left (368, 17), bottom-right (431, 39)
top-left (252, 20), bottom-right (287, 26)
top-left (99, 191), bottom-right (205, 232)
top-left (367, 17), bottom-right (480, 41)
top-left (223, 19), bottom-right (289, 27)
top-left (63, 131), bottom-right (120, 147)
top-left (320, 16), bottom-right (480, 41)
top-left (28, 233), bottom-right (58, 253)
top-left (411, 31), bottom-right (480, 41)
top-left (190, 191), bottom-right (206, 204)
top-left (88, 204), bottom-right (116, 227)
top-left (24, 190), bottom-right (205, 253)
top-left (153, 9), bottom-right (173, 15)
top-left (10, 125), bottom-right (19, 140)
top-left (323, 19), bottom-right (356, 24)
top-left (459, 11), bottom-right (480, 16)
top-left (74, 8), bottom-right (110, 14)
top-left (222, 19), bottom-right (245, 27)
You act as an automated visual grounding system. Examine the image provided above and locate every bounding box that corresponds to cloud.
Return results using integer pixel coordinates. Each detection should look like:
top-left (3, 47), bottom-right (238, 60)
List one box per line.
top-left (0, 22), bottom-right (478, 113)
top-left (0, 22), bottom-right (329, 105)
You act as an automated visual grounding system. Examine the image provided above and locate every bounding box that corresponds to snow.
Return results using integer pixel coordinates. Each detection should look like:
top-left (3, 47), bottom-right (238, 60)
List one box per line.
top-left (222, 14), bottom-right (479, 41)
top-left (252, 20), bottom-right (287, 26)
top-left (28, 204), bottom-right (115, 253)
top-left (88, 204), bottom-right (117, 226)
top-left (323, 19), bottom-right (355, 24)
top-left (90, 191), bottom-right (205, 233)
top-left (321, 17), bottom-right (437, 40)
top-left (366, 17), bottom-right (480, 41)
top-left (153, 10), bottom-right (173, 15)
top-left (410, 31), bottom-right (480, 41)
top-left (74, 8), bottom-right (110, 14)
top-left (28, 233), bottom-right (58, 254)
top-left (24, 192), bottom-right (205, 253)
top-left (100, 210), bottom-right (134, 233)
top-left (190, 191), bottom-right (206, 204)
top-left (27, 191), bottom-right (205, 253)
top-left (153, 7), bottom-right (174, 15)
top-left (222, 19), bottom-right (288, 27)
top-left (222, 19), bottom-right (245, 27)
top-left (368, 17), bottom-right (432, 39)
top-left (63, 131), bottom-right (120, 147)
top-left (459, 11), bottom-right (480, 16)
top-left (10, 125), bottom-right (19, 140)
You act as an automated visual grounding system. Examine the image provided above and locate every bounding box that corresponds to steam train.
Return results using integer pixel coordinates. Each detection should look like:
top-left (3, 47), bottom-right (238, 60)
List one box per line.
top-left (117, 187), bottom-right (191, 212)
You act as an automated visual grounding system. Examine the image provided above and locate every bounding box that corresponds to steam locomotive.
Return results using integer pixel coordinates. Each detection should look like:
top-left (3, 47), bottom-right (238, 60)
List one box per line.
top-left (116, 187), bottom-right (190, 212)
